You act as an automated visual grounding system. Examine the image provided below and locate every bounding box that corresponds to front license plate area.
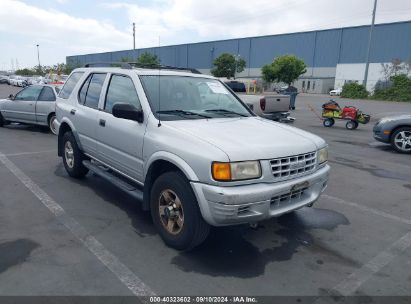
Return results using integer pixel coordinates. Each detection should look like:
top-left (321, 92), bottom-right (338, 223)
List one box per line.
top-left (291, 181), bottom-right (309, 192)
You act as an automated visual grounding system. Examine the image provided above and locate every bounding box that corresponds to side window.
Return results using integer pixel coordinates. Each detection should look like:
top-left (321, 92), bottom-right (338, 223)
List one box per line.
top-left (79, 75), bottom-right (92, 105)
top-left (38, 87), bottom-right (56, 101)
top-left (59, 72), bottom-right (84, 99)
top-left (78, 73), bottom-right (107, 109)
top-left (14, 86), bottom-right (43, 101)
top-left (104, 75), bottom-right (141, 113)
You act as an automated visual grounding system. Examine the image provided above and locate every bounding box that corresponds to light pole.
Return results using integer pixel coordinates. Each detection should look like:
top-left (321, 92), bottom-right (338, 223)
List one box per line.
top-left (36, 44), bottom-right (41, 73)
top-left (133, 23), bottom-right (136, 50)
top-left (234, 54), bottom-right (240, 79)
top-left (363, 0), bottom-right (378, 88)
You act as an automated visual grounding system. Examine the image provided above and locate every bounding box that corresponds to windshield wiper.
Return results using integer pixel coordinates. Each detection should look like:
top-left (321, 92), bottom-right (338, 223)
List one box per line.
top-left (205, 109), bottom-right (247, 117)
top-left (157, 110), bottom-right (211, 119)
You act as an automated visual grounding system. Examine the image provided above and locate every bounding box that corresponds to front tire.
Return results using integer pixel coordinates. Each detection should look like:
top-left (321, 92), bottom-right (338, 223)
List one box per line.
top-left (0, 113), bottom-right (4, 127)
top-left (150, 171), bottom-right (210, 250)
top-left (62, 132), bottom-right (89, 178)
top-left (391, 127), bottom-right (411, 154)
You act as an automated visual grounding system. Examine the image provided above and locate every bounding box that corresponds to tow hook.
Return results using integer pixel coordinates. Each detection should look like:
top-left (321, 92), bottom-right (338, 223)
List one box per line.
top-left (249, 222), bottom-right (258, 229)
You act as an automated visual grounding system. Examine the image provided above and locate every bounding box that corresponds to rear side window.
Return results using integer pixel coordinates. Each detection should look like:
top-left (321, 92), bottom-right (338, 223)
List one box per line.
top-left (38, 87), bottom-right (56, 101)
top-left (104, 75), bottom-right (141, 113)
top-left (59, 72), bottom-right (84, 99)
top-left (78, 73), bottom-right (107, 109)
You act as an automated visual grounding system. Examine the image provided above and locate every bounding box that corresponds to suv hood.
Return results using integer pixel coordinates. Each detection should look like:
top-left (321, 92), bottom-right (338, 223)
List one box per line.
top-left (166, 117), bottom-right (325, 161)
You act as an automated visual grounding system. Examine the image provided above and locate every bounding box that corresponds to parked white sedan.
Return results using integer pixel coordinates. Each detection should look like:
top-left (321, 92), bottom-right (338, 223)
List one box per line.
top-left (329, 88), bottom-right (342, 96)
top-left (0, 85), bottom-right (60, 134)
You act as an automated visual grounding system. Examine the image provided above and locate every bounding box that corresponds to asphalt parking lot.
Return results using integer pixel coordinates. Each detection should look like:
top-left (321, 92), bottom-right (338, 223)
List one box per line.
top-left (0, 83), bottom-right (410, 299)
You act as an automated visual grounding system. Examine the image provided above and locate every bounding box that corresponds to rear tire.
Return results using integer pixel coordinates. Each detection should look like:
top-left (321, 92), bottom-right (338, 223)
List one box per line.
top-left (323, 118), bottom-right (334, 127)
top-left (48, 114), bottom-right (57, 135)
top-left (391, 127), bottom-right (411, 154)
top-left (0, 113), bottom-right (4, 127)
top-left (150, 171), bottom-right (210, 251)
top-left (62, 132), bottom-right (89, 178)
top-left (346, 120), bottom-right (357, 130)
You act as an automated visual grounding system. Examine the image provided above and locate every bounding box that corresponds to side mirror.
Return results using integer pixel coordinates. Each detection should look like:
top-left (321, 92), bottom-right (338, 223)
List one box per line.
top-left (8, 94), bottom-right (14, 100)
top-left (112, 103), bottom-right (144, 123)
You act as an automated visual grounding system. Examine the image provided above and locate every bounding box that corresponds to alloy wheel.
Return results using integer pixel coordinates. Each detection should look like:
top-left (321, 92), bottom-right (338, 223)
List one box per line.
top-left (64, 141), bottom-right (75, 168)
top-left (394, 130), bottom-right (411, 152)
top-left (158, 189), bottom-right (184, 235)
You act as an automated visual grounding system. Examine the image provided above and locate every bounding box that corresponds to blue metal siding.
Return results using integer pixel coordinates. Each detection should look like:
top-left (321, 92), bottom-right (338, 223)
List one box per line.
top-left (213, 40), bottom-right (239, 58)
top-left (187, 42), bottom-right (214, 68)
top-left (314, 29), bottom-right (342, 67)
top-left (238, 38), bottom-right (251, 69)
top-left (249, 32), bottom-right (316, 67)
top-left (158, 46), bottom-right (175, 66)
top-left (339, 26), bottom-right (369, 63)
top-left (67, 21), bottom-right (411, 69)
top-left (370, 22), bottom-right (411, 62)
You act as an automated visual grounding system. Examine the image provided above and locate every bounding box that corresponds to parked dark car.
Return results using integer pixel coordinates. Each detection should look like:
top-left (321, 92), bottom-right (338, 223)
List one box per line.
top-left (373, 114), bottom-right (411, 154)
top-left (0, 77), bottom-right (9, 84)
top-left (224, 80), bottom-right (246, 92)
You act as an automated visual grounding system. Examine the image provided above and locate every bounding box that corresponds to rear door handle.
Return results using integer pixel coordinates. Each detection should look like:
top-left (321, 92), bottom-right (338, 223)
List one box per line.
top-left (70, 109), bottom-right (76, 115)
top-left (99, 119), bottom-right (106, 127)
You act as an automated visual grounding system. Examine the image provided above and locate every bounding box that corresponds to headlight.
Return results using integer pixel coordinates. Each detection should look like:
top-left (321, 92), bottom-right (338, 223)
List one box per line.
top-left (212, 161), bottom-right (261, 181)
top-left (317, 147), bottom-right (328, 165)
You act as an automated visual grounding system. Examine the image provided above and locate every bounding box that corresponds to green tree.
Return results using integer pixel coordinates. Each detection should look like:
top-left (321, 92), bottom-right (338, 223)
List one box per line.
top-left (211, 53), bottom-right (246, 79)
top-left (136, 52), bottom-right (160, 66)
top-left (121, 57), bottom-right (134, 62)
top-left (15, 68), bottom-right (36, 76)
top-left (261, 54), bottom-right (307, 85)
top-left (341, 83), bottom-right (369, 99)
top-left (373, 74), bottom-right (411, 102)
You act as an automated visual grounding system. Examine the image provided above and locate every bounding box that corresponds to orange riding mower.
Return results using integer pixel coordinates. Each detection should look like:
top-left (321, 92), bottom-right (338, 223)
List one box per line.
top-left (321, 100), bottom-right (370, 130)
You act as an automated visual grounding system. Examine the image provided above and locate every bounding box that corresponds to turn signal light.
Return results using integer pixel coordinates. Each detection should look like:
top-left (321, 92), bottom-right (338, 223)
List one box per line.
top-left (212, 162), bottom-right (231, 181)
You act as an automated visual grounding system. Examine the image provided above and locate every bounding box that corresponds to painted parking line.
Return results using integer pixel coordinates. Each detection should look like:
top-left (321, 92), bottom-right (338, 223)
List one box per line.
top-left (4, 150), bottom-right (57, 157)
top-left (332, 230), bottom-right (411, 296)
top-left (315, 194), bottom-right (411, 298)
top-left (314, 230), bottom-right (411, 303)
top-left (0, 151), bottom-right (156, 297)
top-left (323, 194), bottom-right (411, 226)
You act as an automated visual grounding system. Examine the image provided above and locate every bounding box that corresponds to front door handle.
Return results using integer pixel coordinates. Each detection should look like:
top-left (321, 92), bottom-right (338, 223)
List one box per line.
top-left (70, 109), bottom-right (76, 115)
top-left (99, 119), bottom-right (106, 127)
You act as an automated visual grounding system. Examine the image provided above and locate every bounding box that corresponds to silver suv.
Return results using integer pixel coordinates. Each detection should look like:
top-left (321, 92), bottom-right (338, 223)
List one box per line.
top-left (55, 63), bottom-right (330, 250)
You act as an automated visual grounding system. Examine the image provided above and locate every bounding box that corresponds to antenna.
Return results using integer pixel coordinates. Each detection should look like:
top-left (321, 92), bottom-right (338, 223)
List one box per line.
top-left (158, 36), bottom-right (161, 127)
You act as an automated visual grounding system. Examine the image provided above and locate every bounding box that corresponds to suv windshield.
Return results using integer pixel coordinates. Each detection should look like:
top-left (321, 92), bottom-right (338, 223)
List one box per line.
top-left (140, 75), bottom-right (252, 120)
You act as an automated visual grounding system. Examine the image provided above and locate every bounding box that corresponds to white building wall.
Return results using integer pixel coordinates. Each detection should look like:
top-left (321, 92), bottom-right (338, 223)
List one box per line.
top-left (334, 62), bottom-right (411, 92)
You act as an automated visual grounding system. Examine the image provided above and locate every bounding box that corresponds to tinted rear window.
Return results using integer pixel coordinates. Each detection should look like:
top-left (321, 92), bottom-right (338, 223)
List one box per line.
top-left (225, 81), bottom-right (246, 92)
top-left (78, 73), bottom-right (106, 109)
top-left (38, 87), bottom-right (56, 101)
top-left (59, 72), bottom-right (84, 99)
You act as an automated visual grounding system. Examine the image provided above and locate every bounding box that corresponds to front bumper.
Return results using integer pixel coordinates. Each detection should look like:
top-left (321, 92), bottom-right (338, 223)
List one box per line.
top-left (373, 124), bottom-right (390, 143)
top-left (261, 111), bottom-right (291, 121)
top-left (191, 164), bottom-right (330, 226)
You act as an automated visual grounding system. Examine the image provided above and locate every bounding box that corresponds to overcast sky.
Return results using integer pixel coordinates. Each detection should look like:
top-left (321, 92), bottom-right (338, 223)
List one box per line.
top-left (1, 0), bottom-right (411, 69)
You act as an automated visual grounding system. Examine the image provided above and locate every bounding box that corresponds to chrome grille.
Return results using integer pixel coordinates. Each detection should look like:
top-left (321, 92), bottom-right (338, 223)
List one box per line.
top-left (270, 151), bottom-right (317, 181)
top-left (270, 187), bottom-right (308, 208)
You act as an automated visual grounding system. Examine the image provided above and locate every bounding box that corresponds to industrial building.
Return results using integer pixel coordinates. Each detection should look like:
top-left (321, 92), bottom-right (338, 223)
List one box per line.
top-left (67, 21), bottom-right (411, 94)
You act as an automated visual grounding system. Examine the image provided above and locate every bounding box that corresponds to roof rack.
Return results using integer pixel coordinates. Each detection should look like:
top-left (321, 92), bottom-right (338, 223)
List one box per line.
top-left (83, 62), bottom-right (201, 74)
top-left (83, 62), bottom-right (132, 69)
top-left (127, 63), bottom-right (202, 74)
